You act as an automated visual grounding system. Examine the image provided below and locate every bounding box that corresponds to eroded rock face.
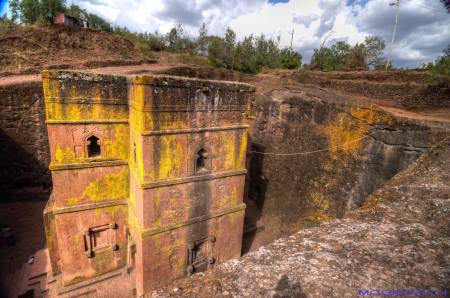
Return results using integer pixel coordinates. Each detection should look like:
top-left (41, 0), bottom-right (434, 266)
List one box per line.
top-left (151, 138), bottom-right (450, 298)
top-left (0, 82), bottom-right (51, 192)
top-left (243, 87), bottom-right (448, 251)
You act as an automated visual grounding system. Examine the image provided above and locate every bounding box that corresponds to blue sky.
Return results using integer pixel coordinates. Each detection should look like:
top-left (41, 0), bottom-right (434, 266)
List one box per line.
top-left (268, 0), bottom-right (290, 4)
top-left (4, 0), bottom-right (450, 67)
top-left (0, 0), bottom-right (8, 15)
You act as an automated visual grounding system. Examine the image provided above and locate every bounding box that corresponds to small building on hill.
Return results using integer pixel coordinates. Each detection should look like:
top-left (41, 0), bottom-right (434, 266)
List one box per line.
top-left (54, 12), bottom-right (88, 28)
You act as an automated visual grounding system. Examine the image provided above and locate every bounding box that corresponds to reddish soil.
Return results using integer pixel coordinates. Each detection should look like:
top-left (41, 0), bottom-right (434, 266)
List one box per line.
top-left (0, 24), bottom-right (150, 76)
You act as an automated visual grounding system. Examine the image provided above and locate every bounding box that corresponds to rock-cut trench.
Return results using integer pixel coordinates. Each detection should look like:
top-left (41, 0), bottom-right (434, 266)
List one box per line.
top-left (241, 85), bottom-right (448, 253)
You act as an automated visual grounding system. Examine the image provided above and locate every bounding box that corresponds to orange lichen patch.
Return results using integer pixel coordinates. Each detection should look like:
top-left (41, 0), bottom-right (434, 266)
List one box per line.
top-left (360, 192), bottom-right (383, 210)
top-left (130, 75), bottom-right (157, 85)
top-left (324, 106), bottom-right (394, 159)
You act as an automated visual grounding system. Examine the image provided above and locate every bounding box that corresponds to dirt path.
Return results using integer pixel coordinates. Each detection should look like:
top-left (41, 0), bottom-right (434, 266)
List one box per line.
top-left (378, 106), bottom-right (450, 123)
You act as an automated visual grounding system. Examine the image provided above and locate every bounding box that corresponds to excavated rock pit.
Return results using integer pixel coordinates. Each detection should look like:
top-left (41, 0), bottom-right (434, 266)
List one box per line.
top-left (0, 67), bottom-right (449, 297)
top-left (241, 81), bottom-right (448, 252)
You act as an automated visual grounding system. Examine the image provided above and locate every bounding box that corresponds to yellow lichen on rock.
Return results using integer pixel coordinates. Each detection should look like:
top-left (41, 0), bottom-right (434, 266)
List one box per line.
top-left (157, 135), bottom-right (185, 180)
top-left (236, 132), bottom-right (247, 169)
top-left (223, 134), bottom-right (236, 170)
top-left (83, 168), bottom-right (129, 201)
top-left (111, 125), bottom-right (129, 160)
top-left (305, 191), bottom-right (333, 222)
top-left (324, 106), bottom-right (393, 159)
top-left (55, 145), bottom-right (77, 164)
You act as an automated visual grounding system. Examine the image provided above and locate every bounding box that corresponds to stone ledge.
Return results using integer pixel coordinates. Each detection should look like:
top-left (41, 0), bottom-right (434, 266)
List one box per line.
top-left (46, 119), bottom-right (129, 124)
top-left (138, 169), bottom-right (247, 189)
top-left (50, 199), bottom-right (128, 215)
top-left (140, 124), bottom-right (250, 136)
top-left (49, 160), bottom-right (128, 171)
top-left (129, 74), bottom-right (256, 91)
top-left (141, 204), bottom-right (246, 238)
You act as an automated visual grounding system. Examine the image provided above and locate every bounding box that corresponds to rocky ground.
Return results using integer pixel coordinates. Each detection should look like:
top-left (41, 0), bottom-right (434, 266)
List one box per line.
top-left (151, 138), bottom-right (450, 297)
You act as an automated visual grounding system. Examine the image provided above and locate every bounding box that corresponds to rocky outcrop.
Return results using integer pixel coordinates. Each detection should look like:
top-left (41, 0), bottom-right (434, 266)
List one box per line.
top-left (243, 84), bottom-right (448, 251)
top-left (151, 138), bottom-right (450, 298)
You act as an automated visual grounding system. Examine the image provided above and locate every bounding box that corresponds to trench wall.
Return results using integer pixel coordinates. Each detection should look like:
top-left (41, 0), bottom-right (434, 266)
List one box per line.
top-left (243, 90), bottom-right (449, 251)
top-left (0, 82), bottom-right (50, 193)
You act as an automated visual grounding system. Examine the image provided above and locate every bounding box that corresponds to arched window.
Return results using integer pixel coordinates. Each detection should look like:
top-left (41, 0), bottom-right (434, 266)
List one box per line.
top-left (87, 135), bottom-right (101, 158)
top-left (196, 149), bottom-right (208, 172)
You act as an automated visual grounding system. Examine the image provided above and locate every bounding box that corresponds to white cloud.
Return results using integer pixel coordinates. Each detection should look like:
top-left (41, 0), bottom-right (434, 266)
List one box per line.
top-left (71, 0), bottom-right (450, 68)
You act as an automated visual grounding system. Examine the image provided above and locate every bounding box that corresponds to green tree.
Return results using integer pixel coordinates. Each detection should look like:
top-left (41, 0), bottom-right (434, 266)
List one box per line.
top-left (310, 47), bottom-right (336, 70)
top-left (165, 24), bottom-right (191, 52)
top-left (18, 0), bottom-right (42, 23)
top-left (10, 0), bottom-right (66, 24)
top-left (224, 28), bottom-right (236, 68)
top-left (0, 13), bottom-right (15, 29)
top-left (424, 46), bottom-right (450, 86)
top-left (236, 35), bottom-right (258, 73)
top-left (280, 49), bottom-right (302, 69)
top-left (344, 43), bottom-right (366, 70)
top-left (87, 13), bottom-right (112, 31)
top-left (254, 34), bottom-right (280, 70)
top-left (330, 41), bottom-right (351, 69)
top-left (364, 36), bottom-right (386, 69)
top-left (197, 23), bottom-right (208, 56)
top-left (310, 37), bottom-right (387, 71)
top-left (40, 0), bottom-right (66, 24)
top-left (207, 35), bottom-right (226, 67)
top-left (9, 0), bottom-right (20, 22)
top-left (204, 28), bottom-right (304, 73)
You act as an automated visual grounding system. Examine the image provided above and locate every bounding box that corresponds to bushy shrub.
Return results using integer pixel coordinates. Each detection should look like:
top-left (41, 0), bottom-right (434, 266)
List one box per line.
top-left (207, 29), bottom-right (302, 74)
top-left (423, 56), bottom-right (450, 87)
top-left (280, 49), bottom-right (302, 69)
top-left (310, 36), bottom-right (386, 71)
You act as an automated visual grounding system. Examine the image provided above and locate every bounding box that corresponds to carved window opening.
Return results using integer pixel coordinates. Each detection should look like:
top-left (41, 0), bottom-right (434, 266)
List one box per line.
top-left (187, 236), bottom-right (215, 275)
top-left (87, 135), bottom-right (101, 158)
top-left (195, 149), bottom-right (208, 172)
top-left (84, 223), bottom-right (118, 258)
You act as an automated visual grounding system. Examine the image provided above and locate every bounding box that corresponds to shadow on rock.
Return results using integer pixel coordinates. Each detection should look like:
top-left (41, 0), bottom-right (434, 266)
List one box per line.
top-left (273, 275), bottom-right (307, 298)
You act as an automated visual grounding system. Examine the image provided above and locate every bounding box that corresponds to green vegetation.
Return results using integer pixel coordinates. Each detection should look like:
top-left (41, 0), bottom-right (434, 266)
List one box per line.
top-left (205, 28), bottom-right (302, 74)
top-left (423, 45), bottom-right (450, 87)
top-left (309, 36), bottom-right (386, 71)
top-left (66, 4), bottom-right (112, 31)
top-left (3, 2), bottom-right (404, 74)
top-left (10, 0), bottom-right (65, 24)
top-left (9, 0), bottom-right (112, 30)
top-left (118, 24), bottom-right (302, 74)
